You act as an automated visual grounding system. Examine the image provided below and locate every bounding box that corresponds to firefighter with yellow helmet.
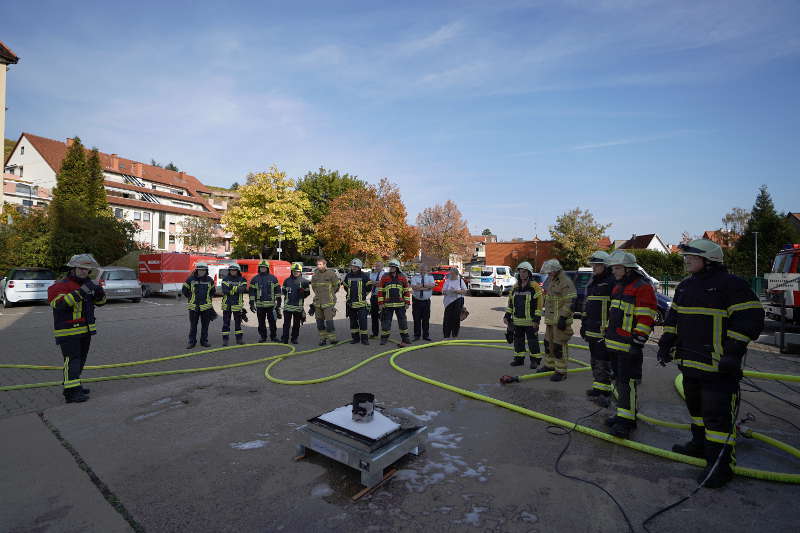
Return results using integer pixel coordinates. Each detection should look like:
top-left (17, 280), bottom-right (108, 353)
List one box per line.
top-left (182, 261), bottom-right (216, 349)
top-left (281, 262), bottom-right (310, 344)
top-left (503, 261), bottom-right (544, 368)
top-left (249, 259), bottom-right (282, 342)
top-left (221, 263), bottom-right (248, 345)
top-left (539, 259), bottom-right (577, 381)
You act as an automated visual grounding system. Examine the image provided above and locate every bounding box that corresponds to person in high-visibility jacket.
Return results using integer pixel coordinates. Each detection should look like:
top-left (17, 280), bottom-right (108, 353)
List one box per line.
top-left (504, 261), bottom-right (544, 368)
top-left (603, 251), bottom-right (658, 439)
top-left (377, 259), bottom-right (412, 347)
top-left (281, 263), bottom-right (309, 344)
top-left (580, 251), bottom-right (615, 405)
top-left (539, 259), bottom-right (576, 382)
top-left (182, 261), bottom-right (215, 349)
top-left (249, 260), bottom-right (282, 343)
top-left (47, 254), bottom-right (107, 403)
top-left (221, 264), bottom-right (248, 346)
top-left (657, 239), bottom-right (764, 488)
top-left (344, 258), bottom-right (372, 345)
top-left (311, 257), bottom-right (340, 345)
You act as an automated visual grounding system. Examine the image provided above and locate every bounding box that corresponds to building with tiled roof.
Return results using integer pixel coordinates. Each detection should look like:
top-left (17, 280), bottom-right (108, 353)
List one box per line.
top-left (3, 133), bottom-right (232, 255)
top-left (786, 212), bottom-right (800, 235)
top-left (616, 233), bottom-right (670, 254)
top-left (701, 230), bottom-right (739, 248)
top-left (0, 40), bottom-right (20, 206)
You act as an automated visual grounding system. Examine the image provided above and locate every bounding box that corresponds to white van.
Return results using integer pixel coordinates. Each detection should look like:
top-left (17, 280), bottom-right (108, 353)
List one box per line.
top-left (469, 265), bottom-right (515, 296)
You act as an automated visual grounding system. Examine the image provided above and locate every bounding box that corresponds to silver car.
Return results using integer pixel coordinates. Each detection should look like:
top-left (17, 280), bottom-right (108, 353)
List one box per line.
top-left (95, 266), bottom-right (143, 302)
top-left (1, 267), bottom-right (57, 307)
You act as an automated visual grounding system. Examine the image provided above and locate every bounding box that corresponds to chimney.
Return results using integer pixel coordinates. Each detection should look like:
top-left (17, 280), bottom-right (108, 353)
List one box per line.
top-left (132, 162), bottom-right (143, 177)
top-left (178, 171), bottom-right (185, 182)
top-left (110, 154), bottom-right (119, 171)
top-left (66, 138), bottom-right (74, 147)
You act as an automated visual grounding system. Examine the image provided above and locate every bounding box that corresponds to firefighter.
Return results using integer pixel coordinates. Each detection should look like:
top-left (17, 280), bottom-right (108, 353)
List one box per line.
top-left (581, 251), bottom-right (615, 406)
top-left (281, 262), bottom-right (310, 344)
top-left (603, 251), bottom-right (658, 439)
top-left (47, 254), bottom-right (107, 403)
top-left (539, 259), bottom-right (577, 382)
top-left (311, 257), bottom-right (340, 345)
top-left (503, 261), bottom-right (544, 368)
top-left (344, 258), bottom-right (372, 345)
top-left (369, 261), bottom-right (384, 338)
top-left (182, 261), bottom-right (216, 349)
top-left (657, 239), bottom-right (764, 488)
top-left (377, 259), bottom-right (412, 347)
top-left (221, 264), bottom-right (248, 346)
top-left (249, 260), bottom-right (282, 343)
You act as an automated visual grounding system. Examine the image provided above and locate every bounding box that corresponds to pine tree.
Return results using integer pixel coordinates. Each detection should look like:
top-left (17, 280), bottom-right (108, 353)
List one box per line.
top-left (86, 148), bottom-right (109, 214)
top-left (51, 137), bottom-right (88, 215)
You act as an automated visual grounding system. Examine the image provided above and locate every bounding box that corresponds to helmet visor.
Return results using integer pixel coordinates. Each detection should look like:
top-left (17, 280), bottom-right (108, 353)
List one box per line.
top-left (678, 243), bottom-right (706, 255)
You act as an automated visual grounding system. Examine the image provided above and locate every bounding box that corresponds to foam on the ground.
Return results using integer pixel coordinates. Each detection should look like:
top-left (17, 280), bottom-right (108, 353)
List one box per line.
top-left (317, 405), bottom-right (400, 440)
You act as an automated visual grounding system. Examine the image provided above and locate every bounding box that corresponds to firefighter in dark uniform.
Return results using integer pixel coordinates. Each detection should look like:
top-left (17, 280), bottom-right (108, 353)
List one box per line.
top-left (281, 262), bottom-right (309, 344)
top-left (249, 260), bottom-right (282, 342)
top-left (581, 251), bottom-right (615, 406)
top-left (47, 254), bottom-right (107, 403)
top-left (504, 261), bottom-right (544, 368)
top-left (221, 263), bottom-right (248, 345)
top-left (182, 261), bottom-right (215, 349)
top-left (377, 259), bottom-right (412, 347)
top-left (657, 239), bottom-right (764, 488)
top-left (344, 258), bottom-right (372, 345)
top-left (603, 251), bottom-right (657, 439)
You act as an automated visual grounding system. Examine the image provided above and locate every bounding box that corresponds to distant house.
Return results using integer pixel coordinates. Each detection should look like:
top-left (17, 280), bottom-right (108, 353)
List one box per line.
top-left (702, 230), bottom-right (739, 248)
top-left (616, 233), bottom-right (670, 254)
top-left (485, 236), bottom-right (611, 270)
top-left (470, 234), bottom-right (497, 263)
top-left (787, 213), bottom-right (800, 235)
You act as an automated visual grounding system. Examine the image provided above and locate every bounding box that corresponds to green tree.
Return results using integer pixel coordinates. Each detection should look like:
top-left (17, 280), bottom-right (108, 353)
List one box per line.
top-left (0, 205), bottom-right (51, 276)
top-left (222, 167), bottom-right (314, 259)
top-left (4, 138), bottom-right (14, 161)
top-left (550, 208), bottom-right (611, 270)
top-left (730, 185), bottom-right (798, 277)
top-left (481, 228), bottom-right (493, 236)
top-left (180, 216), bottom-right (222, 252)
top-left (230, 182), bottom-right (240, 190)
top-left (623, 249), bottom-right (685, 280)
top-left (165, 162), bottom-right (179, 172)
top-left (50, 136), bottom-right (88, 215)
top-left (86, 148), bottom-right (109, 214)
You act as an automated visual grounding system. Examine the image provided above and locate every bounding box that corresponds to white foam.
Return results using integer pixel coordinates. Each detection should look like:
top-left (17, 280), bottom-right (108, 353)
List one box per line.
top-left (229, 440), bottom-right (268, 450)
top-left (395, 407), bottom-right (440, 422)
top-left (460, 506), bottom-right (487, 526)
top-left (311, 483), bottom-right (334, 497)
top-left (317, 405), bottom-right (400, 440)
top-left (427, 426), bottom-right (463, 449)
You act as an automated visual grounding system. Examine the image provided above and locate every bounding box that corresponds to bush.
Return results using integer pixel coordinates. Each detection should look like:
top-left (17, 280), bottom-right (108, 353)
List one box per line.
top-left (0, 206), bottom-right (51, 277)
top-left (625, 249), bottom-right (685, 280)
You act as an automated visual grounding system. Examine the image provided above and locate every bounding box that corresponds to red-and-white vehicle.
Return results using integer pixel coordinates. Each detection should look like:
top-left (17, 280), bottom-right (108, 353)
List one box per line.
top-left (213, 259), bottom-right (292, 287)
top-left (765, 244), bottom-right (800, 325)
top-left (138, 253), bottom-right (217, 296)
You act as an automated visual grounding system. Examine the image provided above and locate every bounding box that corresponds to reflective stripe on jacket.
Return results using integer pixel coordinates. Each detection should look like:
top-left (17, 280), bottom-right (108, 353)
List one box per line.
top-left (542, 271), bottom-right (577, 326)
top-left (48, 275), bottom-right (107, 344)
top-left (344, 271), bottom-right (372, 309)
top-left (604, 274), bottom-right (657, 353)
top-left (282, 275), bottom-right (309, 312)
top-left (377, 273), bottom-right (411, 307)
top-left (221, 275), bottom-right (247, 311)
top-left (249, 273), bottom-right (280, 308)
top-left (505, 280), bottom-right (544, 326)
top-left (658, 266), bottom-right (764, 373)
top-left (582, 271), bottom-right (615, 339)
top-left (182, 275), bottom-right (215, 311)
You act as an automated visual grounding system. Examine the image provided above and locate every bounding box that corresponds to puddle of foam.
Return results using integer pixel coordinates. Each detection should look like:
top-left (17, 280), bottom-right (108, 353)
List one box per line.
top-left (427, 426), bottom-right (463, 449)
top-left (460, 506), bottom-right (487, 526)
top-left (230, 440), bottom-right (268, 450)
top-left (396, 407), bottom-right (440, 422)
top-left (311, 483), bottom-right (334, 497)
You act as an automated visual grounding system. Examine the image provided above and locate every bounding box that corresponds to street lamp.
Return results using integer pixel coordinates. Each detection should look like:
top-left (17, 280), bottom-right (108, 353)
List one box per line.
top-left (276, 225), bottom-right (284, 261)
top-left (753, 231), bottom-right (759, 278)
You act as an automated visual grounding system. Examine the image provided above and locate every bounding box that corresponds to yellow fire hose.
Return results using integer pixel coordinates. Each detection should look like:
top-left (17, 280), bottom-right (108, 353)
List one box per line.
top-left (2, 339), bottom-right (799, 483)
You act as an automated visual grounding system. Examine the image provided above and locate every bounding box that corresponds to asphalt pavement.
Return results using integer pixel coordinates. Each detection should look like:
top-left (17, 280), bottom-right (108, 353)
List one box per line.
top-left (1, 292), bottom-right (799, 532)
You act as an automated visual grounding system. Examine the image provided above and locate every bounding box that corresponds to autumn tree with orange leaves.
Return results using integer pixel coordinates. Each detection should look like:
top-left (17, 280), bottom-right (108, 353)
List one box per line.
top-left (416, 200), bottom-right (471, 264)
top-left (317, 178), bottom-right (419, 263)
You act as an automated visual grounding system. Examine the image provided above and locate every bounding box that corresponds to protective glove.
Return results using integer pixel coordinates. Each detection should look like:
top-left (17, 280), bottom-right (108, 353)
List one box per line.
top-left (628, 343), bottom-right (643, 357)
top-left (718, 355), bottom-right (743, 379)
top-left (504, 326), bottom-right (514, 344)
top-left (632, 334), bottom-right (647, 346)
top-left (308, 303), bottom-right (316, 316)
top-left (579, 324), bottom-right (587, 340)
top-left (557, 316), bottom-right (567, 331)
top-left (240, 309), bottom-right (248, 323)
top-left (276, 308), bottom-right (282, 320)
top-left (503, 313), bottom-right (511, 326)
top-left (249, 301), bottom-right (256, 313)
top-left (656, 345), bottom-right (673, 367)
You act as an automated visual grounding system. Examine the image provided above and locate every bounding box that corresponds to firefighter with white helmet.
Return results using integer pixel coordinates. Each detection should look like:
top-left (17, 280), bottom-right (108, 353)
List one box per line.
top-left (657, 239), bottom-right (764, 488)
top-left (47, 254), bottom-right (107, 403)
top-left (503, 261), bottom-right (544, 368)
top-left (539, 259), bottom-right (577, 381)
top-left (249, 260), bottom-right (282, 343)
top-left (603, 250), bottom-right (658, 439)
top-left (281, 262), bottom-right (310, 344)
top-left (221, 263), bottom-right (248, 345)
top-left (344, 258), bottom-right (372, 345)
top-left (377, 258), bottom-right (412, 346)
top-left (581, 251), bottom-right (615, 405)
top-left (182, 261), bottom-right (216, 349)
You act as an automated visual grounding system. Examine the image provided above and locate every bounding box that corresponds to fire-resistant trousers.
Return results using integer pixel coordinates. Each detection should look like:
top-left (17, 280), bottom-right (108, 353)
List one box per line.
top-left (613, 346), bottom-right (643, 425)
top-left (222, 310), bottom-right (243, 341)
top-left (682, 371), bottom-right (739, 474)
top-left (349, 307), bottom-right (369, 340)
top-left (281, 311), bottom-right (302, 343)
top-left (188, 309), bottom-right (211, 344)
top-left (381, 306), bottom-right (409, 340)
top-left (256, 307), bottom-right (277, 340)
top-left (512, 325), bottom-right (541, 360)
top-left (59, 335), bottom-right (91, 398)
top-left (543, 324), bottom-right (572, 374)
top-left (589, 338), bottom-right (613, 394)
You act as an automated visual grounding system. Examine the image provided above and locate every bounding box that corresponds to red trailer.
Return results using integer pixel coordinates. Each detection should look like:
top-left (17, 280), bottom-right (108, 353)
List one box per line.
top-left (212, 259), bottom-right (292, 288)
top-left (138, 253), bottom-right (217, 296)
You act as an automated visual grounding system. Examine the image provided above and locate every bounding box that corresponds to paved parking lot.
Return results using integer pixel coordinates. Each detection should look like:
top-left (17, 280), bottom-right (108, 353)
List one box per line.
top-left (2, 293), bottom-right (799, 532)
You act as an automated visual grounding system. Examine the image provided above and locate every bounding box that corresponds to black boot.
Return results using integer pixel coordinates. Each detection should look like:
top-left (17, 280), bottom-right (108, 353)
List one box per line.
top-left (186, 342), bottom-right (196, 349)
top-left (236, 336), bottom-right (244, 345)
top-left (80, 387), bottom-right (91, 395)
top-left (350, 334), bottom-right (360, 344)
top-left (698, 443), bottom-right (734, 489)
top-left (291, 338), bottom-right (299, 344)
top-left (380, 337), bottom-right (387, 346)
top-left (672, 425), bottom-right (705, 458)
top-left (222, 338), bottom-right (229, 347)
top-left (510, 357), bottom-right (524, 367)
top-left (281, 337), bottom-right (289, 344)
top-left (270, 335), bottom-right (278, 342)
top-left (361, 335), bottom-right (369, 346)
top-left (550, 372), bottom-right (566, 382)
top-left (529, 356), bottom-right (540, 369)
top-left (536, 366), bottom-right (555, 374)
top-left (200, 341), bottom-right (211, 347)
top-left (586, 388), bottom-right (604, 397)
top-left (400, 335), bottom-right (411, 347)
top-left (591, 394), bottom-right (611, 408)
top-left (610, 419), bottom-right (636, 439)
top-left (259, 337), bottom-right (267, 343)
top-left (319, 338), bottom-right (327, 346)
top-left (605, 415), bottom-right (620, 428)
top-left (65, 390), bottom-right (89, 404)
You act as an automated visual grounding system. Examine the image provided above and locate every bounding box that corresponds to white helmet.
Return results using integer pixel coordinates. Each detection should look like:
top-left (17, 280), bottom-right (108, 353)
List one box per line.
top-left (607, 251), bottom-right (639, 269)
top-left (679, 239), bottom-right (724, 263)
top-left (66, 254), bottom-right (100, 269)
top-left (229, 263), bottom-right (242, 271)
top-left (195, 261), bottom-right (209, 270)
top-left (540, 259), bottom-right (562, 274)
top-left (516, 261), bottom-right (535, 275)
top-left (588, 251), bottom-right (610, 265)
top-left (350, 258), bottom-right (363, 268)
top-left (387, 259), bottom-right (401, 268)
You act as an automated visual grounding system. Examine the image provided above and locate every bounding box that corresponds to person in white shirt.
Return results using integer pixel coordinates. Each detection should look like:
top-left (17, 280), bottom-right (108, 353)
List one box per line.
top-left (442, 267), bottom-right (468, 338)
top-left (411, 263), bottom-right (436, 341)
top-left (368, 261), bottom-right (384, 338)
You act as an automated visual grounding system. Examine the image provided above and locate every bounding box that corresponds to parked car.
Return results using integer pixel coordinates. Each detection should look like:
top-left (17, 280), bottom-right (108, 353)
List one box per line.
top-left (469, 265), bottom-right (515, 296)
top-left (302, 266), bottom-right (315, 282)
top-left (95, 266), bottom-right (143, 302)
top-left (1, 267), bottom-right (58, 307)
top-left (431, 270), bottom-right (448, 294)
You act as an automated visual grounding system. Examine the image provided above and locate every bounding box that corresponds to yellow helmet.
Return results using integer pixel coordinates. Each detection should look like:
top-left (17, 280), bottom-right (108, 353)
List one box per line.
top-left (291, 262), bottom-right (303, 272)
top-left (258, 260), bottom-right (269, 270)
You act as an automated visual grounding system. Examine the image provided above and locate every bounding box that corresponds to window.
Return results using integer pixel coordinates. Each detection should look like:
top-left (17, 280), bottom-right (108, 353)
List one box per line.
top-left (11, 269), bottom-right (56, 280)
top-left (134, 211), bottom-right (141, 220)
top-left (7, 168), bottom-right (13, 175)
top-left (106, 270), bottom-right (137, 281)
top-left (15, 183), bottom-right (31, 195)
top-left (151, 184), bottom-right (157, 190)
top-left (169, 235), bottom-right (176, 243)
top-left (114, 208), bottom-right (123, 218)
top-left (22, 199), bottom-right (33, 207)
top-left (143, 212), bottom-right (151, 222)
top-left (158, 213), bottom-right (166, 230)
top-left (158, 232), bottom-right (166, 249)
top-left (20, 146), bottom-right (24, 155)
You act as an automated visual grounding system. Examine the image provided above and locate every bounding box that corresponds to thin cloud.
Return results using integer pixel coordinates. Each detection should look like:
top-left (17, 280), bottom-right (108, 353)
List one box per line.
top-left (399, 21), bottom-right (464, 55)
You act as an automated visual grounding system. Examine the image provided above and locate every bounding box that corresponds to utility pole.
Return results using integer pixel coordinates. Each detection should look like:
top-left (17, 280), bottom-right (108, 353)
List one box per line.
top-left (276, 225), bottom-right (284, 261)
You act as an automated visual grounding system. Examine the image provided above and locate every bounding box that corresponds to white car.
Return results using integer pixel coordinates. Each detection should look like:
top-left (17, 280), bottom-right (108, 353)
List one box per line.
top-left (469, 265), bottom-right (515, 296)
top-left (1, 267), bottom-right (58, 307)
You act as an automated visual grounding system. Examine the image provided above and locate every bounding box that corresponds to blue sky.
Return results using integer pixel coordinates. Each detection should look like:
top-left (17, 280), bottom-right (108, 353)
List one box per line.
top-left (4, 0), bottom-right (799, 243)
